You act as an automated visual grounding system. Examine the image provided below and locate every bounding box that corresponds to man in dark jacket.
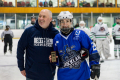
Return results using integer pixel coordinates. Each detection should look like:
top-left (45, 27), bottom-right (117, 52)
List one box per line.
top-left (17, 9), bottom-right (59, 80)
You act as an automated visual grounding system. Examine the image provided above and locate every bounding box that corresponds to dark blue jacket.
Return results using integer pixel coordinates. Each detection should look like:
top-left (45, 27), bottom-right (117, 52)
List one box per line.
top-left (17, 19), bottom-right (59, 80)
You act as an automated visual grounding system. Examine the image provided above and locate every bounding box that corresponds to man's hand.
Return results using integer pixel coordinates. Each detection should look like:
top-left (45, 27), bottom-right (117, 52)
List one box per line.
top-left (49, 55), bottom-right (58, 63)
top-left (21, 70), bottom-right (26, 77)
top-left (2, 40), bottom-right (3, 42)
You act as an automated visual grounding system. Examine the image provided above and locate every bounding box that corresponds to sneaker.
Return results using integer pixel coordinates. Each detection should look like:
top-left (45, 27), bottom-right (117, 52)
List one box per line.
top-left (114, 53), bottom-right (117, 58)
top-left (115, 55), bottom-right (117, 58)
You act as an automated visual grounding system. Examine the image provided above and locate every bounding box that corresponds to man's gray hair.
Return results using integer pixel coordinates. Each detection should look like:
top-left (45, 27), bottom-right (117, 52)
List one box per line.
top-left (41, 9), bottom-right (52, 18)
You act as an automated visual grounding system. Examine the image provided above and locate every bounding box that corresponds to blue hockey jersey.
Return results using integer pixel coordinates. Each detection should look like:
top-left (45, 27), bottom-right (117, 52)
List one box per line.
top-left (53, 29), bottom-right (100, 80)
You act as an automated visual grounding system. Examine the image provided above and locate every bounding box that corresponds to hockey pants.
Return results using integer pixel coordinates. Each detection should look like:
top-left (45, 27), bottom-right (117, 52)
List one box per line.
top-left (96, 39), bottom-right (110, 59)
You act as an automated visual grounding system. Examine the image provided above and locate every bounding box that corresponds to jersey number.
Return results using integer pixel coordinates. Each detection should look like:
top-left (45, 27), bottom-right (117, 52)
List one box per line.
top-left (91, 42), bottom-right (97, 51)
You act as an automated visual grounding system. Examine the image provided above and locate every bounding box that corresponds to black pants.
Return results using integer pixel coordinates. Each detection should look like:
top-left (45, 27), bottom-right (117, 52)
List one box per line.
top-left (113, 36), bottom-right (120, 44)
top-left (4, 38), bottom-right (12, 53)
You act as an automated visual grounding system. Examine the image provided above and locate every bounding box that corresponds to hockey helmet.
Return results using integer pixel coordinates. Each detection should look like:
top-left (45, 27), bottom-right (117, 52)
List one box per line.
top-left (57, 11), bottom-right (73, 34)
top-left (97, 16), bottom-right (103, 24)
top-left (31, 16), bottom-right (36, 19)
top-left (79, 21), bottom-right (85, 28)
top-left (115, 17), bottom-right (120, 20)
top-left (57, 11), bottom-right (73, 20)
top-left (52, 19), bottom-right (56, 22)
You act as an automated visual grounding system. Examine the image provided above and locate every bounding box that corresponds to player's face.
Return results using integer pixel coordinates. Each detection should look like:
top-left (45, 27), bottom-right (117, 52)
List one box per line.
top-left (52, 21), bottom-right (56, 25)
top-left (31, 18), bottom-right (36, 23)
top-left (80, 24), bottom-right (84, 27)
top-left (116, 19), bottom-right (120, 23)
top-left (60, 19), bottom-right (72, 29)
top-left (98, 19), bottom-right (102, 23)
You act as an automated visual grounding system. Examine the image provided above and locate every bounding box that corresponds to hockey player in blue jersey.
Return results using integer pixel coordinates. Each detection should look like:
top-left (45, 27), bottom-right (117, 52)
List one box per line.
top-left (49, 11), bottom-right (100, 80)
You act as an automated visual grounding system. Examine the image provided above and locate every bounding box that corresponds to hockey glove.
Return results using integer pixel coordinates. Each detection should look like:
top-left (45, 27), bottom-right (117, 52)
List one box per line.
top-left (2, 39), bottom-right (4, 42)
top-left (79, 48), bottom-right (89, 60)
top-left (91, 64), bottom-right (100, 79)
top-left (113, 36), bottom-right (115, 40)
top-left (110, 38), bottom-right (112, 43)
top-left (92, 36), bottom-right (96, 43)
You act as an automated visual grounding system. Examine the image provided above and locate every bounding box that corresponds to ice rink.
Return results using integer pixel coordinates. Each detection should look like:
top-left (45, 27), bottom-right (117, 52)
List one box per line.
top-left (0, 38), bottom-right (120, 80)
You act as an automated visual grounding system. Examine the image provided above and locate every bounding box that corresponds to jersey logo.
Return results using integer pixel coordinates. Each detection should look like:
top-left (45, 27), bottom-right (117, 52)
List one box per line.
top-left (91, 42), bottom-right (97, 51)
top-left (73, 31), bottom-right (80, 40)
top-left (99, 27), bottom-right (105, 32)
top-left (75, 31), bottom-right (80, 35)
top-left (58, 45), bottom-right (83, 69)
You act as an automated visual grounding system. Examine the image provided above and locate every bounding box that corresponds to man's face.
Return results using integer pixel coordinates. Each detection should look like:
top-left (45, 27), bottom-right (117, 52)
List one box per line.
top-left (38, 10), bottom-right (52, 29)
top-left (52, 21), bottom-right (56, 25)
top-left (60, 19), bottom-right (72, 29)
top-left (31, 18), bottom-right (36, 23)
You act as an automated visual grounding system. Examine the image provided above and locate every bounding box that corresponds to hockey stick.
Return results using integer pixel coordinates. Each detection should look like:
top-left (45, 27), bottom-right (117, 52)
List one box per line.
top-left (94, 75), bottom-right (98, 80)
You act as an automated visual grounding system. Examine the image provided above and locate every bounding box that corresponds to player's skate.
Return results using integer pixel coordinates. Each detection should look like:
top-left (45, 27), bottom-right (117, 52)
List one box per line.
top-left (100, 58), bottom-right (104, 63)
top-left (119, 53), bottom-right (120, 58)
top-left (114, 53), bottom-right (117, 58)
top-left (105, 54), bottom-right (111, 59)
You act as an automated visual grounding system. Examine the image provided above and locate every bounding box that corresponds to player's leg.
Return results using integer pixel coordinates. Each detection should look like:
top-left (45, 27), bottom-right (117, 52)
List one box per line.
top-left (8, 38), bottom-right (12, 54)
top-left (4, 39), bottom-right (7, 54)
top-left (96, 39), bottom-right (103, 62)
top-left (114, 39), bottom-right (120, 58)
top-left (118, 44), bottom-right (120, 58)
top-left (102, 39), bottom-right (111, 59)
top-left (114, 44), bottom-right (118, 58)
